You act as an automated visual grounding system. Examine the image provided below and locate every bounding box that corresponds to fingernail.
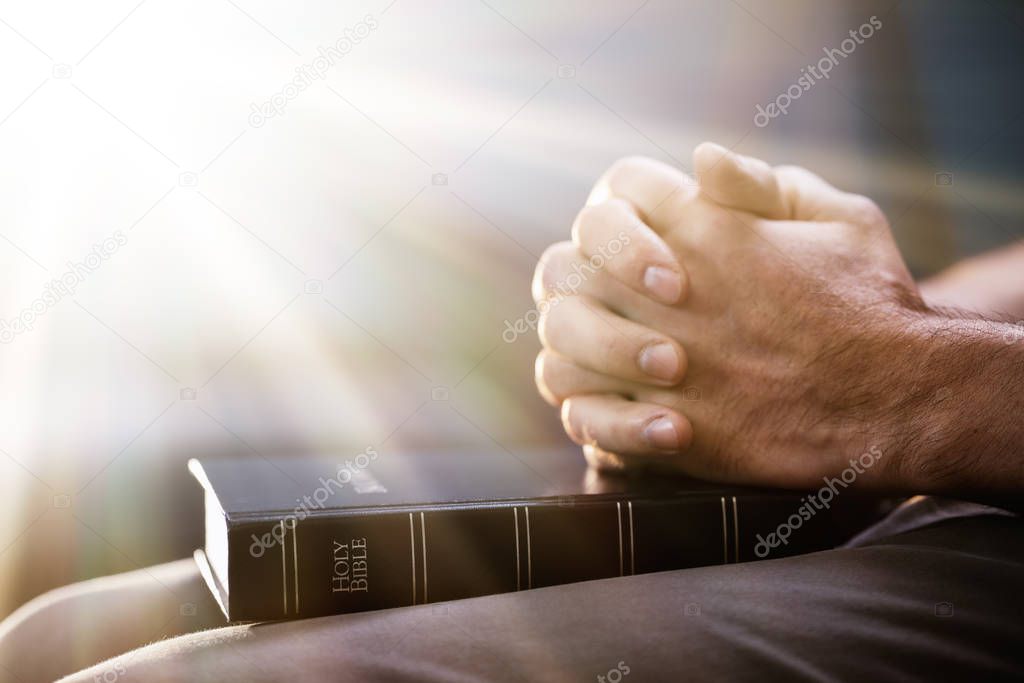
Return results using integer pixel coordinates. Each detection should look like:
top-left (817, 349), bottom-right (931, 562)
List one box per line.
top-left (644, 417), bottom-right (679, 450)
top-left (638, 342), bottom-right (680, 381)
top-left (643, 266), bottom-right (682, 303)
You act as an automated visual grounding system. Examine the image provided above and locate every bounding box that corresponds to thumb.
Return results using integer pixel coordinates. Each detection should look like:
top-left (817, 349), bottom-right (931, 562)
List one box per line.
top-left (693, 142), bottom-right (788, 219)
top-left (694, 142), bottom-right (871, 223)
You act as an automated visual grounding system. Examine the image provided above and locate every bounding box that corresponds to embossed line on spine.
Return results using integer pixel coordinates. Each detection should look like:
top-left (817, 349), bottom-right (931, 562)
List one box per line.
top-left (409, 513), bottom-right (417, 605)
top-left (514, 507), bottom-right (521, 591)
top-left (627, 501), bottom-right (635, 576)
top-left (280, 519), bottom-right (288, 615)
top-left (420, 511), bottom-right (428, 603)
top-left (616, 502), bottom-right (624, 577)
top-left (524, 506), bottom-right (533, 589)
top-left (292, 520), bottom-right (299, 613)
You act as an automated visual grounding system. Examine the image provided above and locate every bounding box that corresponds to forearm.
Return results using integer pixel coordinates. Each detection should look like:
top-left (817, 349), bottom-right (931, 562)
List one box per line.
top-left (890, 314), bottom-right (1024, 495)
top-left (918, 242), bottom-right (1024, 320)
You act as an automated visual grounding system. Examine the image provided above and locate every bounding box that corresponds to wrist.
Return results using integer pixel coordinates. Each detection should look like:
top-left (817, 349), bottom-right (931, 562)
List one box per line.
top-left (883, 311), bottom-right (1024, 492)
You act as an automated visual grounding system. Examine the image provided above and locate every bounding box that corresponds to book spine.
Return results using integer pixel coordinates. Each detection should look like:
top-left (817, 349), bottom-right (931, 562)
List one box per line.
top-left (225, 494), bottom-right (845, 621)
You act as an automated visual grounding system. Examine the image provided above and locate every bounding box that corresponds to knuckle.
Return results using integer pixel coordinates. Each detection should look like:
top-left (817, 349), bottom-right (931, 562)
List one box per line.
top-left (622, 247), bottom-right (656, 285)
top-left (846, 194), bottom-right (886, 228)
top-left (692, 202), bottom-right (735, 240)
top-left (607, 332), bottom-right (643, 367)
top-left (533, 241), bottom-right (576, 298)
top-left (560, 399), bottom-right (583, 443)
top-left (774, 164), bottom-right (823, 193)
top-left (538, 241), bottom-right (575, 272)
top-left (606, 156), bottom-right (653, 185)
top-left (536, 302), bottom-right (555, 347)
top-left (571, 204), bottom-right (603, 243)
top-left (573, 200), bottom-right (636, 248)
top-left (670, 342), bottom-right (688, 381)
top-left (623, 412), bottom-right (650, 446)
top-left (534, 352), bottom-right (561, 406)
top-left (693, 141), bottom-right (723, 170)
top-left (536, 294), bottom-right (577, 349)
top-left (774, 164), bottom-right (804, 175)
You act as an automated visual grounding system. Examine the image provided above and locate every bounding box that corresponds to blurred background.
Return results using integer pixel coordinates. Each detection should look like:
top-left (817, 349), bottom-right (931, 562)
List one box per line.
top-left (0, 0), bottom-right (1021, 619)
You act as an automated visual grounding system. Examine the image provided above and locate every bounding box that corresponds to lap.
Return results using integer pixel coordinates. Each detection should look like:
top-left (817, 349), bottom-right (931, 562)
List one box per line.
top-left (55, 512), bottom-right (1024, 683)
top-left (0, 558), bottom-right (224, 683)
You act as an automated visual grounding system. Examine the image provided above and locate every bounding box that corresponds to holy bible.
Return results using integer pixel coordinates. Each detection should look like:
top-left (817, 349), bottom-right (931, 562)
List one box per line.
top-left (191, 449), bottom-right (887, 622)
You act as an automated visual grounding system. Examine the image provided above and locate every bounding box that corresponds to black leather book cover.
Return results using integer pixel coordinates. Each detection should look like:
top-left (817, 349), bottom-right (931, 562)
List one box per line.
top-left (190, 449), bottom-right (887, 621)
